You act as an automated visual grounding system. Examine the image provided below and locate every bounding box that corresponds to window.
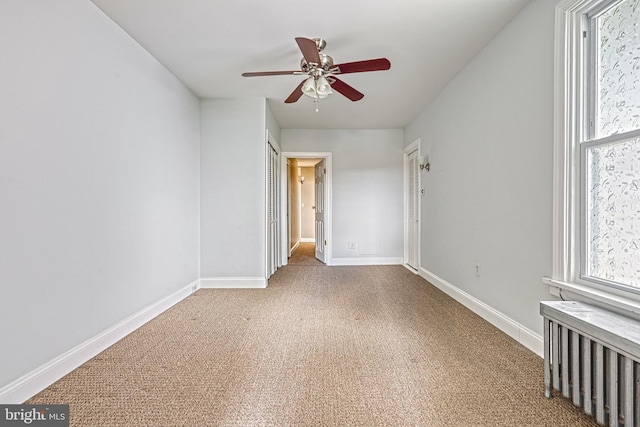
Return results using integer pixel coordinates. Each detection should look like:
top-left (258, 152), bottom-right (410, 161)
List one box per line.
top-left (551, 0), bottom-right (640, 301)
top-left (583, 0), bottom-right (640, 289)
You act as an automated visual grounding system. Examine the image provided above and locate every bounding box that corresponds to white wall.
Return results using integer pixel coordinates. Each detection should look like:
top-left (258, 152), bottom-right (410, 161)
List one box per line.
top-left (288, 160), bottom-right (301, 249)
top-left (0, 0), bottom-right (201, 391)
top-left (200, 98), bottom-right (267, 279)
top-left (266, 101), bottom-right (281, 146)
top-left (404, 0), bottom-right (556, 335)
top-left (300, 167), bottom-right (315, 240)
top-left (282, 129), bottom-right (404, 263)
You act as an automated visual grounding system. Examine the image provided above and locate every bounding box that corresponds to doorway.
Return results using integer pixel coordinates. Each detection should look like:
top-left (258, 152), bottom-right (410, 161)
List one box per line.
top-left (280, 152), bottom-right (332, 267)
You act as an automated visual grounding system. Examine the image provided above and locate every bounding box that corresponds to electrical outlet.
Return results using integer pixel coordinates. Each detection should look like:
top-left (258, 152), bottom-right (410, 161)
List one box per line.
top-left (475, 264), bottom-right (481, 277)
top-left (347, 242), bottom-right (356, 249)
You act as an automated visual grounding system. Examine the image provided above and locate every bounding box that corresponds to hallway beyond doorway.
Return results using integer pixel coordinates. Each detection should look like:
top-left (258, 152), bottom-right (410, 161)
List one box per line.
top-left (289, 242), bottom-right (325, 266)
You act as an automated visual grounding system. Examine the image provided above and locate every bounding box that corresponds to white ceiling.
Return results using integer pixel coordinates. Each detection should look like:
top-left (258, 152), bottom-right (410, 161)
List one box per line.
top-left (90, 0), bottom-right (531, 130)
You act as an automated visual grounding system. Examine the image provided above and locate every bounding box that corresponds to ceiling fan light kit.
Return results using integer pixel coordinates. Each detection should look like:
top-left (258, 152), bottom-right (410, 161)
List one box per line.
top-left (242, 37), bottom-right (390, 111)
top-left (302, 72), bottom-right (333, 99)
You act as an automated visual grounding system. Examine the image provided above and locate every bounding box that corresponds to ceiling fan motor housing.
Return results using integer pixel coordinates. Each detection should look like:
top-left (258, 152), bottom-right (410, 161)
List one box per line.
top-left (300, 54), bottom-right (334, 73)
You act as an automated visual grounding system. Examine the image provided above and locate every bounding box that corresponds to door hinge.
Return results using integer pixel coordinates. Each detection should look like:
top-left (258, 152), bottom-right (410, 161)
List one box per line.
top-left (324, 240), bottom-right (327, 246)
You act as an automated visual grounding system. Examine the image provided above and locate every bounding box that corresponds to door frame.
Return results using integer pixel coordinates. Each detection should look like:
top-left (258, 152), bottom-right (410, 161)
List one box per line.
top-left (403, 138), bottom-right (421, 272)
top-left (280, 152), bottom-right (333, 266)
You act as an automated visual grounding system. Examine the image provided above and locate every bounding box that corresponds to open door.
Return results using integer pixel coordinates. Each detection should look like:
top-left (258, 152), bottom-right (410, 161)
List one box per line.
top-left (314, 159), bottom-right (326, 263)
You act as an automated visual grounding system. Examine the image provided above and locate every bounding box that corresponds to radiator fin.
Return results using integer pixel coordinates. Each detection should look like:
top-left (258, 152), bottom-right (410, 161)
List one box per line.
top-left (545, 321), bottom-right (640, 426)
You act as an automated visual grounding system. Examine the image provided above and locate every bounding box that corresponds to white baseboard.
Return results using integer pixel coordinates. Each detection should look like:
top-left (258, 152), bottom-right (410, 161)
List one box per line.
top-left (419, 268), bottom-right (543, 357)
top-left (289, 240), bottom-right (300, 256)
top-left (403, 263), bottom-right (419, 273)
top-left (0, 280), bottom-right (198, 404)
top-left (331, 257), bottom-right (403, 266)
top-left (199, 277), bottom-right (267, 289)
top-left (300, 238), bottom-right (315, 243)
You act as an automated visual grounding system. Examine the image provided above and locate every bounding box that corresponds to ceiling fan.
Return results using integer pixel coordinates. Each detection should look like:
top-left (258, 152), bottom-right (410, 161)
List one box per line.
top-left (242, 37), bottom-right (391, 109)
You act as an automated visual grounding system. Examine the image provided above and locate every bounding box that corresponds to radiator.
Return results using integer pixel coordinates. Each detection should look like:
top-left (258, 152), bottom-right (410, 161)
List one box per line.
top-left (541, 301), bottom-right (640, 426)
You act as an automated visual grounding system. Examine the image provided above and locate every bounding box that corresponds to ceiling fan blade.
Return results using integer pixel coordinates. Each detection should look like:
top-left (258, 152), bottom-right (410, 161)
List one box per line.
top-left (295, 37), bottom-right (321, 65)
top-left (242, 70), bottom-right (299, 77)
top-left (330, 77), bottom-right (364, 101)
top-left (284, 81), bottom-right (305, 103)
top-left (333, 58), bottom-right (391, 74)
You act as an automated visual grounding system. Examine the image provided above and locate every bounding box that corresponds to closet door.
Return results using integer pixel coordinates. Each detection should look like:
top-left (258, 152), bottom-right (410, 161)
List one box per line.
top-left (266, 142), bottom-right (280, 278)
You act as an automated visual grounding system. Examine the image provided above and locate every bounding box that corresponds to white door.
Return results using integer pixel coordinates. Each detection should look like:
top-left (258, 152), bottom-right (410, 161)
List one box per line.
top-left (406, 149), bottom-right (419, 270)
top-left (266, 142), bottom-right (280, 278)
top-left (314, 159), bottom-right (326, 263)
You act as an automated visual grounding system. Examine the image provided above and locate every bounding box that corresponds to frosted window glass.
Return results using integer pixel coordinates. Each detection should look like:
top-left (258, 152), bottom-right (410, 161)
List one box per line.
top-left (586, 136), bottom-right (640, 287)
top-left (596, 0), bottom-right (640, 138)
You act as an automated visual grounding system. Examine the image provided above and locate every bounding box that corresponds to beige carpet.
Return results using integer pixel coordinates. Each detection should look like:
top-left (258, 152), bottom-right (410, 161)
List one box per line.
top-left (288, 242), bottom-right (325, 266)
top-left (28, 264), bottom-right (597, 426)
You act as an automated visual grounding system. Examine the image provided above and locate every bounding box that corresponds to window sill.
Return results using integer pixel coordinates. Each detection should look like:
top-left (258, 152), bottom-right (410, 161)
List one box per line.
top-left (543, 277), bottom-right (640, 320)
